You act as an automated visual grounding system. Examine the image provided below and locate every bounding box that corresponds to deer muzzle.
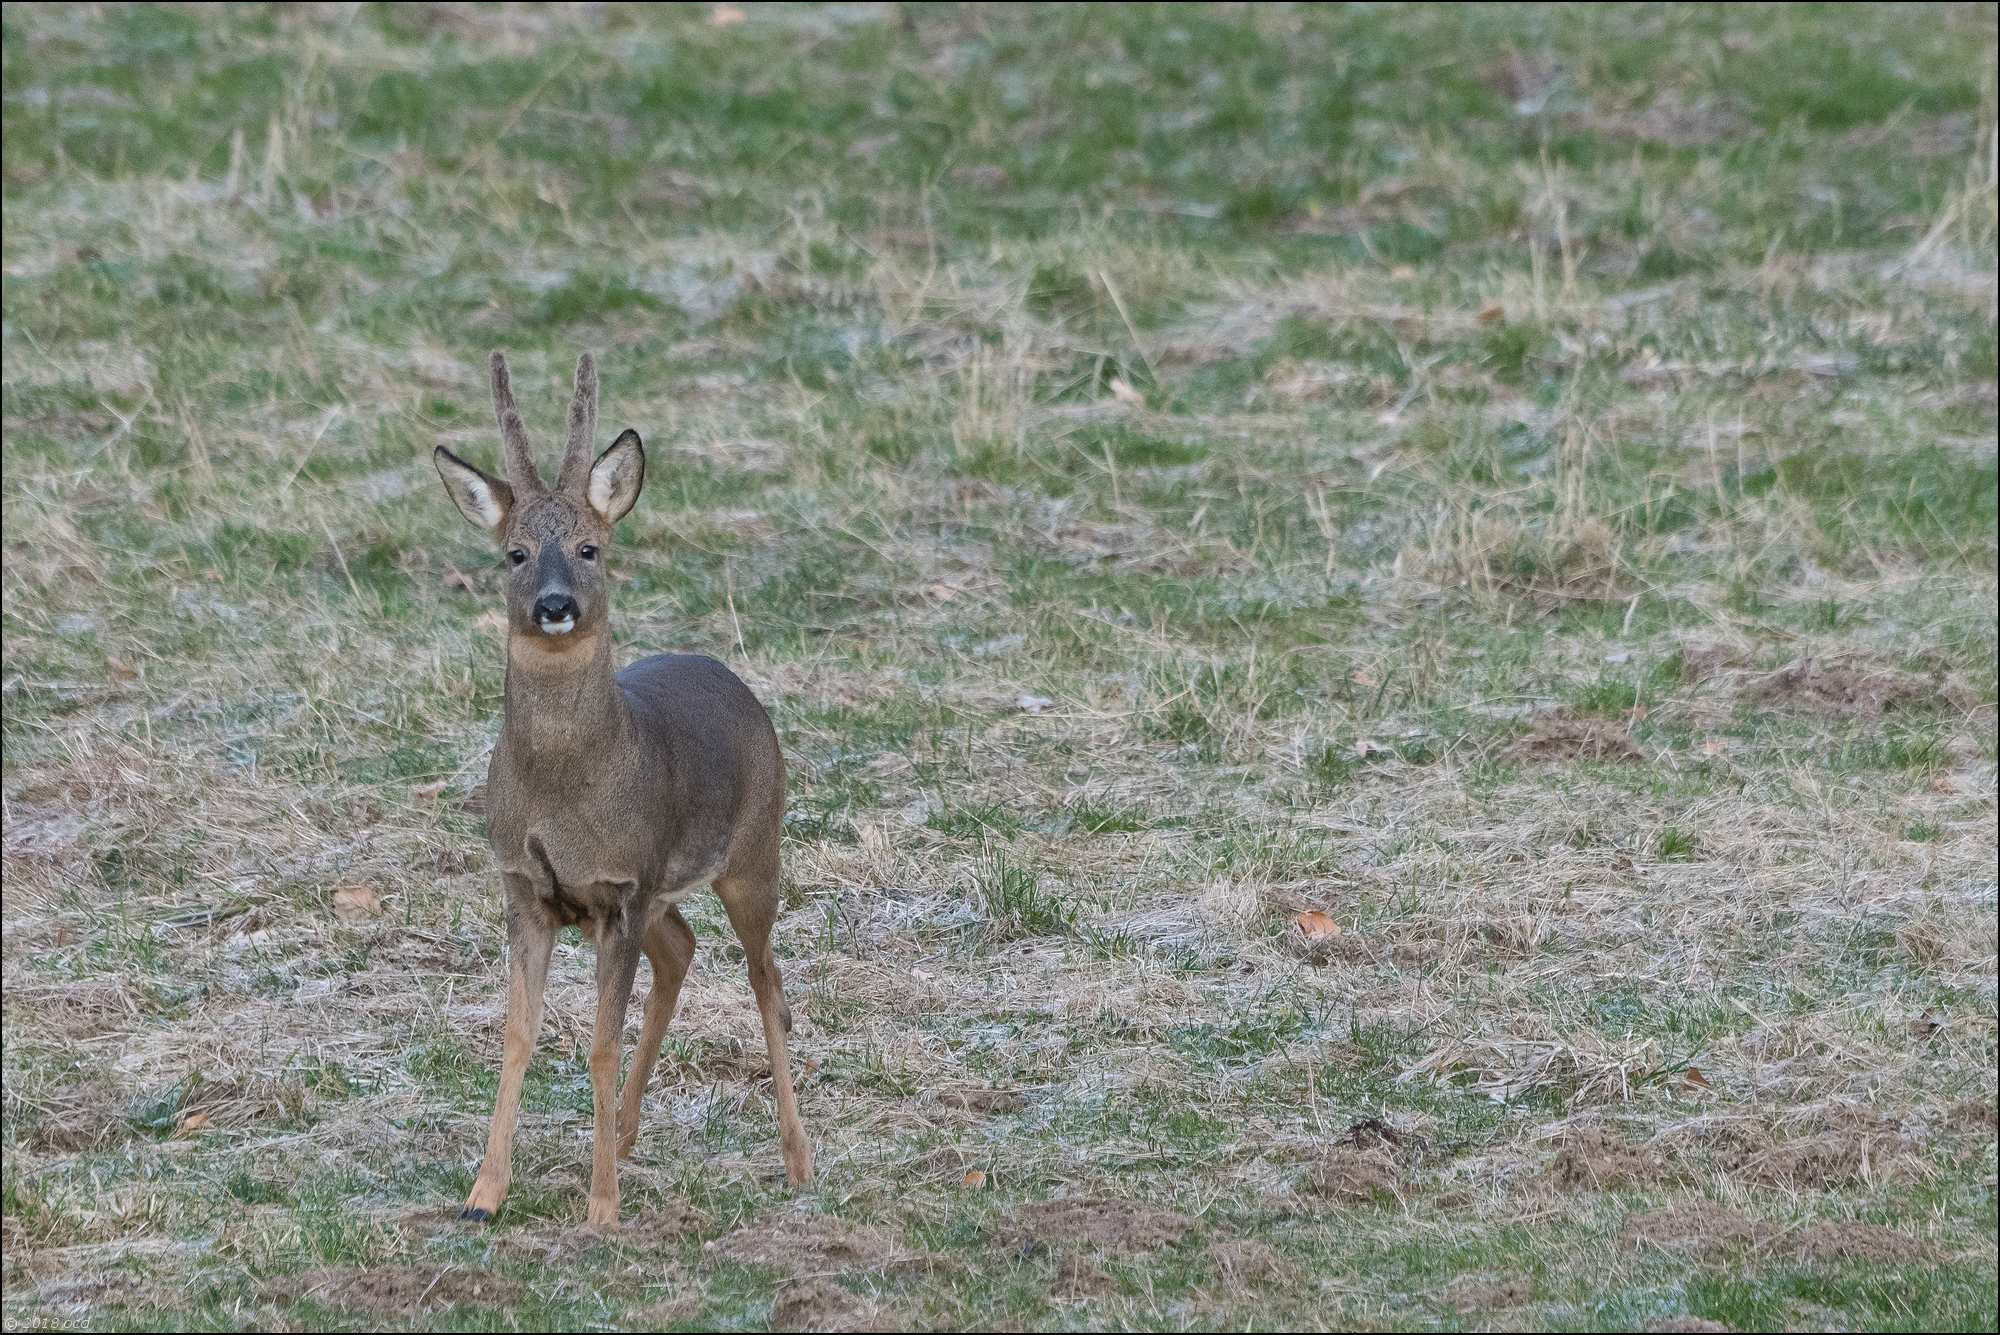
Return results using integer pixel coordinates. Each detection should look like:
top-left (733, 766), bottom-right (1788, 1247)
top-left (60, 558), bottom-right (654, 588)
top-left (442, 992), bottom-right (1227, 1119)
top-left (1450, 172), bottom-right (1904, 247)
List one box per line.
top-left (532, 592), bottom-right (579, 635)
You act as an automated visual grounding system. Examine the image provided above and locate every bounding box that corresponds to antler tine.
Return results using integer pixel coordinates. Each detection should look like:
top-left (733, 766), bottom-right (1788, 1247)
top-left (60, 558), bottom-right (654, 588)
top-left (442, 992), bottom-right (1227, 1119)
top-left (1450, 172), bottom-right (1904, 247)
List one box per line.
top-left (554, 352), bottom-right (598, 495)
top-left (488, 351), bottom-right (546, 496)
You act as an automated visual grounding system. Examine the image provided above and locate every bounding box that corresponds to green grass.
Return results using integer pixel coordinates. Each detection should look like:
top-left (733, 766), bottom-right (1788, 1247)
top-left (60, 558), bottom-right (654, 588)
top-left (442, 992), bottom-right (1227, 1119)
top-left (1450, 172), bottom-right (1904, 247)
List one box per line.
top-left (4, 2), bottom-right (1997, 1331)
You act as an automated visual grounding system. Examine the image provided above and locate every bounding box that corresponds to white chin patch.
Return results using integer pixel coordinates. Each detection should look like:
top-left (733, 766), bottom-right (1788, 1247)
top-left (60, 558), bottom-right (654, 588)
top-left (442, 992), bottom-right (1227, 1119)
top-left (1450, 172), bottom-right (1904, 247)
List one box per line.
top-left (537, 617), bottom-right (575, 636)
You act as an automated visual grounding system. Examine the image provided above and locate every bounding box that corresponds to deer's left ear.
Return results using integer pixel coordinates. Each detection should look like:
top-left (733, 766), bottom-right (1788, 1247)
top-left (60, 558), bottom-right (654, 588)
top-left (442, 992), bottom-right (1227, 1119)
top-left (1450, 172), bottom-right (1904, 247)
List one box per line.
top-left (587, 429), bottom-right (644, 525)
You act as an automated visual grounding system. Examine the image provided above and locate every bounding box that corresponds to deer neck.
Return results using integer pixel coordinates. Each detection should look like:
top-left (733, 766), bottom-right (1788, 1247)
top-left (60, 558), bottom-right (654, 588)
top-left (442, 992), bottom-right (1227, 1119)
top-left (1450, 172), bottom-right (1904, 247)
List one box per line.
top-left (502, 630), bottom-right (626, 766)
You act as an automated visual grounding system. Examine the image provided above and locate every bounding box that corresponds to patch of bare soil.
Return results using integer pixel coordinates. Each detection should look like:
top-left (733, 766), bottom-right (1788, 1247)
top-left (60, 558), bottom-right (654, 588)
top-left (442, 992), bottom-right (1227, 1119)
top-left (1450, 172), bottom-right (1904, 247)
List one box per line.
top-left (706, 1215), bottom-right (910, 1273)
top-left (1303, 1147), bottom-right (1400, 1204)
top-left (620, 1201), bottom-right (712, 1245)
top-left (1543, 1129), bottom-right (1671, 1190)
top-left (276, 1266), bottom-right (522, 1314)
top-left (1620, 1204), bottom-right (1778, 1258)
top-left (769, 1278), bottom-right (890, 1332)
top-left (1504, 715), bottom-right (1644, 764)
top-left (1207, 1239), bottom-right (1293, 1290)
top-left (1696, 1110), bottom-right (1915, 1189)
top-left (1447, 1275), bottom-right (1534, 1313)
top-left (499, 1201), bottom-right (710, 1260)
top-left (1793, 1222), bottom-right (1929, 1264)
top-left (1745, 659), bottom-right (1960, 718)
top-left (1003, 1197), bottom-right (1191, 1256)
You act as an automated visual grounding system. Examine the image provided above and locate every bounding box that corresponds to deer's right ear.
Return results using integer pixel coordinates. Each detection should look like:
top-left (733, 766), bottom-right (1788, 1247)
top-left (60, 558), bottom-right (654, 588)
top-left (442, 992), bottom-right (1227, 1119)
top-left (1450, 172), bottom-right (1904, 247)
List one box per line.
top-left (434, 447), bottom-right (514, 536)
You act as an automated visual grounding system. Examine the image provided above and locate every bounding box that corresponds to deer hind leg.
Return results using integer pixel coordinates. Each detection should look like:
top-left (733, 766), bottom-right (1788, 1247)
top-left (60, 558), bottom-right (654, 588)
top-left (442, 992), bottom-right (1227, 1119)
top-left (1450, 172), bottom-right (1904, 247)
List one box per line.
top-left (463, 897), bottom-right (555, 1222)
top-left (717, 868), bottom-right (814, 1187)
top-left (616, 907), bottom-right (696, 1160)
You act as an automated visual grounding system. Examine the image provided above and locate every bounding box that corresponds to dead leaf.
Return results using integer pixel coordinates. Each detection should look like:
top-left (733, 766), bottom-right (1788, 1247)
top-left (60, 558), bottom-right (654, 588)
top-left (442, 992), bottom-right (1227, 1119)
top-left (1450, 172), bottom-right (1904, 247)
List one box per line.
top-left (1108, 376), bottom-right (1146, 408)
top-left (962, 1169), bottom-right (987, 1189)
top-left (1681, 1066), bottom-right (1713, 1092)
top-left (1477, 304), bottom-right (1506, 323)
top-left (332, 884), bottom-right (382, 921)
top-left (105, 655), bottom-right (139, 684)
top-left (175, 1111), bottom-right (212, 1136)
top-left (1910, 1008), bottom-right (1943, 1041)
top-left (443, 567), bottom-right (476, 594)
top-left (709, 3), bottom-right (746, 25)
top-left (1625, 704), bottom-right (1649, 721)
top-left (1294, 910), bottom-right (1341, 940)
top-left (1354, 738), bottom-right (1387, 758)
top-left (1389, 264), bottom-right (1417, 280)
top-left (1016, 694), bottom-right (1055, 715)
top-left (412, 781), bottom-right (450, 800)
top-left (1928, 773), bottom-right (1956, 794)
top-left (1350, 670), bottom-right (1378, 687)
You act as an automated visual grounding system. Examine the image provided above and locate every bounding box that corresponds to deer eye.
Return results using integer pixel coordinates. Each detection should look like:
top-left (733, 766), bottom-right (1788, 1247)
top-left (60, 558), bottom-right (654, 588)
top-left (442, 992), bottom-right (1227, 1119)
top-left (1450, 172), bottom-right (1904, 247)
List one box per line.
top-left (578, 545), bottom-right (598, 561)
top-left (507, 549), bottom-right (528, 567)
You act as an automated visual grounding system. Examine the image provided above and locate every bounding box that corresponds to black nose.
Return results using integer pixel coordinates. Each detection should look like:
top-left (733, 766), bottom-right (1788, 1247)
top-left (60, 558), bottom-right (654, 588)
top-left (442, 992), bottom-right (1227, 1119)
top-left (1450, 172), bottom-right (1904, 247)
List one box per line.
top-left (534, 594), bottom-right (578, 622)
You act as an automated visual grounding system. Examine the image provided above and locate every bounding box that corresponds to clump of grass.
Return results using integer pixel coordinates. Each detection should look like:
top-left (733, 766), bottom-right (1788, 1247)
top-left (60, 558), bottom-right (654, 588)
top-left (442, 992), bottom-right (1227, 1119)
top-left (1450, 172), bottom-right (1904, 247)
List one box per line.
top-left (1054, 797), bottom-right (1150, 835)
top-left (927, 801), bottom-right (1025, 840)
top-left (1656, 826), bottom-right (1700, 861)
top-left (1306, 743), bottom-right (1361, 788)
top-left (1572, 676), bottom-right (1640, 717)
top-left (973, 849), bottom-right (1076, 939)
top-left (1412, 510), bottom-right (1632, 609)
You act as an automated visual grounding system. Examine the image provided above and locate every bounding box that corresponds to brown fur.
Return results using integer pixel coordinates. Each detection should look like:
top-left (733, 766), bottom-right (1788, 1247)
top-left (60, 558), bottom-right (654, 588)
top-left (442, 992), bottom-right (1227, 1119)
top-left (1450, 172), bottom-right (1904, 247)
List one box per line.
top-left (433, 353), bottom-right (812, 1232)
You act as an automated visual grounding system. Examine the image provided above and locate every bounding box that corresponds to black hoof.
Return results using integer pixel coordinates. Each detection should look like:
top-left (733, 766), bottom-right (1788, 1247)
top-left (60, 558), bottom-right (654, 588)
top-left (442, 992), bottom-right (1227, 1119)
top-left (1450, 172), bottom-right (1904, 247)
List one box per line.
top-left (459, 1206), bottom-right (492, 1223)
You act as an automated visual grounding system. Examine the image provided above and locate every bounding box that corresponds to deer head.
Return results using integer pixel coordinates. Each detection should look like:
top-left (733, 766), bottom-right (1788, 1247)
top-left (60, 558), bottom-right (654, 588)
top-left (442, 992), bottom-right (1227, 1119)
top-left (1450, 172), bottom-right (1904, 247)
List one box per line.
top-left (434, 352), bottom-right (645, 645)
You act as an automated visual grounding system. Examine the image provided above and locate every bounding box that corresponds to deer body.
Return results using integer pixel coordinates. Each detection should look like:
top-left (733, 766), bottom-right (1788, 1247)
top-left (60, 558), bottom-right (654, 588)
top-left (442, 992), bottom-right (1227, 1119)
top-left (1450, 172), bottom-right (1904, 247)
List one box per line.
top-left (435, 353), bottom-right (811, 1232)
top-left (490, 651), bottom-right (779, 926)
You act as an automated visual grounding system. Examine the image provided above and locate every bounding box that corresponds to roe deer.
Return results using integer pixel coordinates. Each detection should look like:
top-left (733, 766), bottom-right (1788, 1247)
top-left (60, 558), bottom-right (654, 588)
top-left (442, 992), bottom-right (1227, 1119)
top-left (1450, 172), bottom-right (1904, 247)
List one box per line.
top-left (433, 351), bottom-right (812, 1231)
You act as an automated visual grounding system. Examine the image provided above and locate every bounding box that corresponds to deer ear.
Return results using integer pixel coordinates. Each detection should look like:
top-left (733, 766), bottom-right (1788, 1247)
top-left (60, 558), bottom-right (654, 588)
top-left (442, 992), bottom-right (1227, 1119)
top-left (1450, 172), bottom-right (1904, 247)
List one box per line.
top-left (586, 429), bottom-right (645, 524)
top-left (434, 446), bottom-right (514, 535)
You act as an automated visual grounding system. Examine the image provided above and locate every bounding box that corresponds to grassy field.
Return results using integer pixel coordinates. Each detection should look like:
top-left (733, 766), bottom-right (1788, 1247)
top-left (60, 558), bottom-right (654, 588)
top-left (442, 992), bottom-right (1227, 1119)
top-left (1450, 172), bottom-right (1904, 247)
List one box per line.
top-left (3, 2), bottom-right (1996, 1330)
